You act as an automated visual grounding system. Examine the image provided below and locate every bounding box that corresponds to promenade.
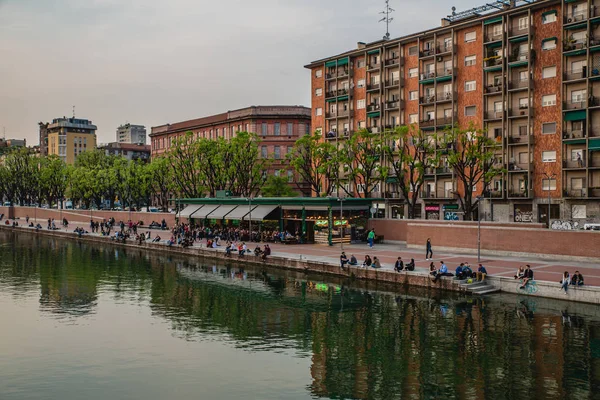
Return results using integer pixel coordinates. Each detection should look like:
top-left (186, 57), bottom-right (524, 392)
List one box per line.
top-left (8, 217), bottom-right (600, 288)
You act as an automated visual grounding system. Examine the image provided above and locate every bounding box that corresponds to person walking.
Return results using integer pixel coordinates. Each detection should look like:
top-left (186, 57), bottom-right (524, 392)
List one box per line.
top-left (367, 229), bottom-right (375, 248)
top-left (426, 238), bottom-right (433, 260)
top-left (560, 271), bottom-right (570, 294)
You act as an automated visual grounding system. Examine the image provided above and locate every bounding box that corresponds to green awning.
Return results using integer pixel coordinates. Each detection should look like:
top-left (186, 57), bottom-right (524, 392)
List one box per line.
top-left (326, 98), bottom-right (337, 103)
top-left (564, 110), bottom-right (586, 121)
top-left (337, 57), bottom-right (349, 66)
top-left (367, 111), bottom-right (381, 118)
top-left (484, 16), bottom-right (503, 25)
top-left (436, 75), bottom-right (452, 83)
top-left (419, 78), bottom-right (435, 84)
top-left (509, 36), bottom-right (529, 43)
top-left (386, 177), bottom-right (399, 183)
top-left (508, 61), bottom-right (528, 68)
top-left (589, 138), bottom-right (600, 151)
top-left (367, 49), bottom-right (380, 55)
top-left (565, 22), bottom-right (587, 30)
top-left (567, 139), bottom-right (587, 144)
top-left (564, 49), bottom-right (587, 56)
top-left (591, 16), bottom-right (600, 24)
top-left (542, 37), bottom-right (557, 43)
top-left (484, 65), bottom-right (503, 72)
top-left (336, 95), bottom-right (348, 101)
top-left (486, 41), bottom-right (503, 49)
top-left (325, 60), bottom-right (337, 68)
top-left (591, 46), bottom-right (600, 53)
top-left (542, 10), bottom-right (557, 17)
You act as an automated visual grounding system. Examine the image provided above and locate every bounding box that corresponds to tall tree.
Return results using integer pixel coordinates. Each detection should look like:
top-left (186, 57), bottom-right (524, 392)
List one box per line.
top-left (382, 125), bottom-right (436, 219)
top-left (166, 132), bottom-right (205, 199)
top-left (4, 147), bottom-right (39, 205)
top-left (261, 174), bottom-right (298, 197)
top-left (148, 156), bottom-right (173, 210)
top-left (226, 132), bottom-right (269, 196)
top-left (440, 124), bottom-right (503, 221)
top-left (338, 129), bottom-right (385, 198)
top-left (39, 155), bottom-right (68, 208)
top-left (288, 132), bottom-right (337, 197)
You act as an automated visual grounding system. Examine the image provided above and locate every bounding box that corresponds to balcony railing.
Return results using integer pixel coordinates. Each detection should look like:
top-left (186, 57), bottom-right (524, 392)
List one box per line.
top-left (485, 32), bottom-right (503, 42)
top-left (508, 162), bottom-right (530, 171)
top-left (509, 24), bottom-right (529, 37)
top-left (590, 157), bottom-right (600, 167)
top-left (437, 43), bottom-right (455, 54)
top-left (563, 130), bottom-right (586, 139)
top-left (366, 104), bottom-right (380, 112)
top-left (508, 53), bottom-right (529, 63)
top-left (420, 95), bottom-right (436, 104)
top-left (589, 188), bottom-right (600, 197)
top-left (437, 189), bottom-right (454, 199)
top-left (484, 190), bottom-right (504, 198)
top-left (420, 119), bottom-right (436, 128)
top-left (508, 190), bottom-right (530, 198)
top-left (337, 69), bottom-right (349, 78)
top-left (436, 68), bottom-right (454, 77)
top-left (564, 69), bottom-right (587, 81)
top-left (366, 83), bottom-right (381, 91)
top-left (564, 10), bottom-right (588, 24)
top-left (420, 71), bottom-right (436, 80)
top-left (485, 84), bottom-right (503, 94)
top-left (508, 79), bottom-right (531, 90)
top-left (485, 111), bottom-right (504, 120)
top-left (565, 188), bottom-right (587, 198)
top-left (421, 191), bottom-right (435, 199)
top-left (435, 167), bottom-right (452, 174)
top-left (367, 62), bottom-right (381, 70)
top-left (509, 107), bottom-right (531, 117)
top-left (508, 135), bottom-right (532, 144)
top-left (564, 100), bottom-right (587, 110)
top-left (384, 58), bottom-right (400, 66)
top-left (563, 158), bottom-right (586, 169)
top-left (564, 42), bottom-right (586, 52)
top-left (384, 100), bottom-right (402, 110)
top-left (384, 78), bottom-right (402, 87)
top-left (484, 57), bottom-right (503, 68)
top-left (437, 91), bottom-right (456, 102)
top-left (420, 48), bottom-right (436, 58)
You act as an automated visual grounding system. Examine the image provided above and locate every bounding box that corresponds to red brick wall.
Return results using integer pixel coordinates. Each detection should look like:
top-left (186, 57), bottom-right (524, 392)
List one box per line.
top-left (311, 65), bottom-right (325, 136)
top-left (532, 5), bottom-right (563, 198)
top-left (404, 41), bottom-right (419, 125)
top-left (353, 56), bottom-right (367, 128)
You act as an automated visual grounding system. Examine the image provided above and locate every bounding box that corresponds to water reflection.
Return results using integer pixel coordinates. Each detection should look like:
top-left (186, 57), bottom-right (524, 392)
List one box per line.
top-left (2, 231), bottom-right (600, 399)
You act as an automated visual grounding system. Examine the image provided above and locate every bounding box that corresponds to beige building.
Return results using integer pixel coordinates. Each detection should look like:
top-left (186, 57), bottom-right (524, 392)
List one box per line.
top-left (46, 117), bottom-right (97, 164)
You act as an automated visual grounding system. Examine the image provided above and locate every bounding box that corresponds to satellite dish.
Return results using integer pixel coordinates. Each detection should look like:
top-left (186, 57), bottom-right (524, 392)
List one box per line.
top-left (452, 6), bottom-right (456, 15)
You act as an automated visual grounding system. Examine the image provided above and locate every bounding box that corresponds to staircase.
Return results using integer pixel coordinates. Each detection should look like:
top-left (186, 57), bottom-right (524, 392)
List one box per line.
top-left (457, 279), bottom-right (500, 295)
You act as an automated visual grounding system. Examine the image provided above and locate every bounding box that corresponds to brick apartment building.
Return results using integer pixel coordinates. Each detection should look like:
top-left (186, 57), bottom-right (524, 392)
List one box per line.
top-left (149, 105), bottom-right (312, 196)
top-left (305, 0), bottom-right (600, 224)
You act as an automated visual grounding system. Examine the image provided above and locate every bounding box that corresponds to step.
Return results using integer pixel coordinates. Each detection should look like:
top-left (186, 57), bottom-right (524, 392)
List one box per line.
top-left (470, 287), bottom-right (501, 295)
top-left (461, 281), bottom-right (487, 289)
top-left (468, 284), bottom-right (492, 292)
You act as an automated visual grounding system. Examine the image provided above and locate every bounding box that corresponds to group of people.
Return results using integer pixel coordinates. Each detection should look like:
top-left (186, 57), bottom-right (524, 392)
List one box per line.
top-left (514, 264), bottom-right (584, 294)
top-left (429, 261), bottom-right (488, 283)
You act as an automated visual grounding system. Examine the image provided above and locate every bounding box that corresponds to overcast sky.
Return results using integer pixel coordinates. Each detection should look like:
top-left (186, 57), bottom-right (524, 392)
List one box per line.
top-left (0, 0), bottom-right (476, 144)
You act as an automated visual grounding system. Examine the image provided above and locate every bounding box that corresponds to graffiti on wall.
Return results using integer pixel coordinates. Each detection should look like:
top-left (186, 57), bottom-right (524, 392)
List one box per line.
top-left (444, 212), bottom-right (459, 221)
top-left (514, 207), bottom-right (533, 223)
top-left (551, 220), bottom-right (580, 230)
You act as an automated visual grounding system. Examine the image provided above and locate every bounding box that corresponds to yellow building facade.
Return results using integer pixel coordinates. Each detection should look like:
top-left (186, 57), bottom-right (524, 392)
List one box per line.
top-left (46, 118), bottom-right (97, 164)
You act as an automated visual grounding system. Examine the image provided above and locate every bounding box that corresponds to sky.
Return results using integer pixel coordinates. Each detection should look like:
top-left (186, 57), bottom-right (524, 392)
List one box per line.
top-left (0, 0), bottom-right (477, 145)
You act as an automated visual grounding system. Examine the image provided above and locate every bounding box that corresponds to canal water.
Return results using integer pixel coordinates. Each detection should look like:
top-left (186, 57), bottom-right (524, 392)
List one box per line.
top-left (1, 231), bottom-right (600, 400)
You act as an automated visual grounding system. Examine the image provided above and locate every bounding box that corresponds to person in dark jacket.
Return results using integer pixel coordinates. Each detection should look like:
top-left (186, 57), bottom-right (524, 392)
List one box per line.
top-left (405, 258), bottom-right (415, 271)
top-left (519, 264), bottom-right (534, 289)
top-left (394, 257), bottom-right (404, 272)
top-left (426, 238), bottom-right (433, 260)
top-left (571, 271), bottom-right (584, 286)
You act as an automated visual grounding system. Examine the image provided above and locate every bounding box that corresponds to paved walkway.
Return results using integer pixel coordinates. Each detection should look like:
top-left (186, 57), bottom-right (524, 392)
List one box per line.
top-left (10, 218), bottom-right (600, 287)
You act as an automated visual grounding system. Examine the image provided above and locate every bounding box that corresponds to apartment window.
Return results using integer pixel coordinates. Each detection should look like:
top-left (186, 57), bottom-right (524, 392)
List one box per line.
top-left (287, 170), bottom-right (293, 183)
top-left (315, 88), bottom-right (323, 96)
top-left (315, 69), bottom-right (322, 78)
top-left (357, 121), bottom-right (365, 129)
top-left (316, 107), bottom-right (322, 116)
top-left (444, 108), bottom-right (453, 119)
top-left (542, 150), bottom-right (557, 162)
top-left (542, 38), bottom-right (557, 51)
top-left (494, 101), bottom-right (503, 113)
top-left (571, 60), bottom-right (586, 72)
top-left (465, 31), bottom-right (476, 43)
top-left (408, 46), bottom-right (418, 56)
top-left (519, 98), bottom-right (529, 108)
top-left (357, 59), bottom-right (366, 68)
top-left (542, 66), bottom-right (556, 78)
top-left (465, 80), bottom-right (476, 92)
top-left (287, 146), bottom-right (292, 155)
top-left (572, 177), bottom-right (584, 190)
top-left (409, 91), bottom-right (418, 100)
top-left (287, 123), bottom-right (293, 135)
top-left (261, 146), bottom-right (267, 158)
top-left (409, 114), bottom-right (418, 124)
top-left (273, 123), bottom-right (280, 136)
top-left (519, 70), bottom-right (528, 82)
top-left (464, 55), bottom-right (476, 66)
top-left (274, 170), bottom-right (280, 177)
top-left (492, 24), bottom-right (503, 36)
top-left (262, 123), bottom-right (267, 136)
top-left (357, 79), bottom-right (365, 88)
top-left (542, 11), bottom-right (557, 24)
top-left (571, 89), bottom-right (586, 103)
top-left (518, 16), bottom-right (528, 30)
top-left (408, 68), bottom-right (418, 78)
top-left (542, 179), bottom-right (557, 191)
top-left (465, 106), bottom-right (476, 116)
top-left (542, 122), bottom-right (556, 134)
top-left (542, 94), bottom-right (556, 106)
top-left (357, 99), bottom-right (366, 109)
top-left (274, 146), bottom-right (281, 159)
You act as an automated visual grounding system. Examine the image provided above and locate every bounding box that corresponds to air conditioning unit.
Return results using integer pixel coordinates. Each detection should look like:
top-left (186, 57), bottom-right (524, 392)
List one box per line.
top-left (437, 56), bottom-right (443, 62)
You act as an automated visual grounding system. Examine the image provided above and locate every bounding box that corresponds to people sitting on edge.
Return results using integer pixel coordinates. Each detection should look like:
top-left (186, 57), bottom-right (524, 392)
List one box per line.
top-left (167, 236), bottom-right (175, 247)
top-left (340, 252), bottom-right (348, 269)
top-left (571, 271), bottom-right (584, 286)
top-left (362, 255), bottom-right (372, 268)
top-left (514, 266), bottom-right (525, 280)
top-left (29, 222), bottom-right (34, 228)
top-left (394, 257), bottom-right (404, 272)
top-left (12, 221), bottom-right (18, 227)
top-left (560, 271), bottom-right (570, 294)
top-left (429, 262), bottom-right (437, 279)
top-left (477, 264), bottom-right (488, 281)
top-left (152, 235), bottom-right (161, 243)
top-left (433, 261), bottom-right (452, 282)
top-left (406, 258), bottom-right (415, 271)
top-left (349, 254), bottom-right (358, 266)
top-left (372, 256), bottom-right (382, 269)
top-left (238, 243), bottom-right (245, 256)
top-left (455, 263), bottom-right (465, 280)
top-left (261, 244), bottom-right (271, 261)
top-left (225, 242), bottom-right (232, 256)
top-left (254, 245), bottom-right (263, 257)
top-left (519, 265), bottom-right (534, 289)
top-left (462, 263), bottom-right (473, 279)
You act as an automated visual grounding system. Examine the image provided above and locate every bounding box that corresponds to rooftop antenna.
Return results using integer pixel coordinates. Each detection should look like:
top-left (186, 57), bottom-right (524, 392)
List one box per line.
top-left (379, 0), bottom-right (394, 40)
top-left (72, 105), bottom-right (75, 118)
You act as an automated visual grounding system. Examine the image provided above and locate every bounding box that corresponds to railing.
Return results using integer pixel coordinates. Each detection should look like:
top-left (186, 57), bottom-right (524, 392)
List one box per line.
top-left (565, 188), bottom-right (587, 198)
top-left (437, 43), bottom-right (454, 53)
top-left (337, 69), bottom-right (349, 77)
top-left (508, 162), bottom-right (530, 171)
top-left (590, 188), bottom-right (600, 197)
top-left (436, 167), bottom-right (452, 174)
top-left (564, 100), bottom-right (587, 110)
top-left (485, 32), bottom-right (503, 42)
top-left (420, 95), bottom-right (436, 104)
top-left (384, 58), bottom-right (400, 66)
top-left (508, 135), bottom-right (532, 144)
top-left (337, 110), bottom-right (349, 117)
top-left (563, 159), bottom-right (586, 169)
top-left (485, 111), bottom-right (504, 120)
top-left (509, 107), bottom-right (530, 117)
top-left (366, 104), bottom-right (380, 112)
top-left (385, 101), bottom-right (401, 109)
top-left (420, 48), bottom-right (436, 57)
top-left (436, 68), bottom-right (454, 77)
top-left (508, 79), bottom-right (530, 89)
top-left (564, 10), bottom-right (588, 24)
top-left (484, 58), bottom-right (502, 68)
top-left (367, 62), bottom-right (381, 70)
top-left (436, 91), bottom-right (456, 101)
top-left (508, 190), bottom-right (529, 198)
top-left (564, 42), bottom-right (586, 52)
top-left (509, 53), bottom-right (529, 63)
top-left (564, 69), bottom-right (587, 81)
top-left (437, 189), bottom-right (454, 199)
top-left (385, 79), bottom-right (401, 87)
top-left (563, 130), bottom-right (586, 139)
top-left (509, 24), bottom-right (529, 37)
top-left (590, 157), bottom-right (600, 167)
top-left (485, 84), bottom-right (502, 93)
top-left (326, 111), bottom-right (337, 118)
top-left (367, 83), bottom-right (381, 91)
top-left (424, 168), bottom-right (435, 175)
top-left (420, 71), bottom-right (436, 80)
top-left (421, 191), bottom-right (436, 199)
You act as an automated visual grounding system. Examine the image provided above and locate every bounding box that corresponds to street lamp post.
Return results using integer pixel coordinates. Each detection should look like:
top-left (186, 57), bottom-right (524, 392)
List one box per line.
top-left (543, 172), bottom-right (556, 228)
top-left (477, 196), bottom-right (482, 263)
top-left (337, 197), bottom-right (344, 251)
top-left (248, 196), bottom-right (252, 243)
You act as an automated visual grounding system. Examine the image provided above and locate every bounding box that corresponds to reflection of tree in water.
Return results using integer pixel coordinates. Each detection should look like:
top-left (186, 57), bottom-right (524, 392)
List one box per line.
top-left (2, 231), bottom-right (600, 399)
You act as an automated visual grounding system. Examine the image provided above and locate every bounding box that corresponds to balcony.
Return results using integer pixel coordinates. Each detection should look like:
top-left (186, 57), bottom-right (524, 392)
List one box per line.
top-left (366, 83), bottom-right (381, 91)
top-left (484, 84), bottom-right (503, 94)
top-left (384, 78), bottom-right (403, 87)
top-left (563, 129), bottom-right (586, 140)
top-left (367, 62), bottom-right (381, 71)
top-left (435, 167), bottom-right (452, 175)
top-left (325, 130), bottom-right (351, 140)
top-left (564, 10), bottom-right (588, 24)
top-left (564, 100), bottom-right (587, 110)
top-left (507, 190), bottom-right (530, 198)
top-left (384, 57), bottom-right (400, 67)
top-left (420, 71), bottom-right (436, 81)
top-left (508, 53), bottom-right (529, 63)
top-left (436, 68), bottom-right (455, 79)
top-left (508, 107), bottom-right (531, 118)
top-left (419, 47), bottom-right (436, 58)
top-left (384, 100), bottom-right (403, 110)
top-left (420, 95), bottom-right (436, 105)
top-left (508, 135), bottom-right (533, 145)
top-left (485, 110), bottom-right (504, 120)
top-left (508, 24), bottom-right (529, 38)
top-left (337, 69), bottom-right (349, 78)
top-left (483, 189), bottom-right (504, 198)
top-left (590, 187), bottom-right (600, 197)
top-left (508, 162), bottom-right (531, 172)
top-left (564, 188), bottom-right (587, 198)
top-left (325, 109), bottom-right (349, 118)
top-left (563, 41), bottom-right (586, 53)
top-left (437, 189), bottom-right (454, 199)
top-left (436, 91), bottom-right (456, 102)
top-left (325, 88), bottom-right (348, 98)
top-left (366, 104), bottom-right (381, 112)
top-left (508, 78), bottom-right (531, 90)
top-left (563, 158), bottom-right (586, 169)
top-left (485, 32), bottom-right (503, 43)
top-left (437, 43), bottom-right (455, 54)
top-left (484, 57), bottom-right (503, 69)
top-left (421, 190), bottom-right (436, 199)
top-left (420, 119), bottom-right (436, 128)
top-left (564, 69), bottom-right (587, 81)
top-left (424, 168), bottom-right (435, 175)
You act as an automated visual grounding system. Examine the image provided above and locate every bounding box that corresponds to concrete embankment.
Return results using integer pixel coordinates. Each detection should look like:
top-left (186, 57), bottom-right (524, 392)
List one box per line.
top-left (3, 225), bottom-right (600, 304)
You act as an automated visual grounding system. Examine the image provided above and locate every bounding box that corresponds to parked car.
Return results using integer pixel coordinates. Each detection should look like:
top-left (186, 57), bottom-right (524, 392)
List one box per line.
top-left (3, 202), bottom-right (11, 207)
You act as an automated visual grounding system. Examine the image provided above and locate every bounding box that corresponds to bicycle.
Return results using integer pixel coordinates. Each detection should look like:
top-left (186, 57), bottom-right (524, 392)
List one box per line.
top-left (516, 279), bottom-right (538, 294)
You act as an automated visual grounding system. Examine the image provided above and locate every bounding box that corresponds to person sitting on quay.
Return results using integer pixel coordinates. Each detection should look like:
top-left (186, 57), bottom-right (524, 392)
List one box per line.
top-left (166, 235), bottom-right (175, 247)
top-left (514, 266), bottom-right (525, 280)
top-left (254, 245), bottom-right (263, 257)
top-left (477, 264), bottom-right (488, 281)
top-left (362, 255), bottom-right (372, 268)
top-left (35, 223), bottom-right (42, 231)
top-left (74, 227), bottom-right (85, 237)
top-left (261, 244), bottom-right (271, 262)
top-left (394, 257), bottom-right (404, 272)
top-left (372, 256), bottom-right (382, 269)
top-left (405, 258), bottom-right (415, 271)
top-left (151, 234), bottom-right (161, 243)
top-left (461, 263), bottom-right (473, 279)
top-left (349, 254), bottom-right (358, 266)
top-left (340, 252), bottom-right (348, 269)
top-left (571, 270), bottom-right (585, 286)
top-left (12, 220), bottom-right (19, 228)
top-left (433, 261), bottom-right (452, 283)
top-left (238, 242), bottom-right (246, 257)
top-left (560, 271), bottom-right (571, 294)
top-left (519, 265), bottom-right (534, 289)
top-left (429, 262), bottom-right (437, 279)
top-left (455, 263), bottom-right (465, 280)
